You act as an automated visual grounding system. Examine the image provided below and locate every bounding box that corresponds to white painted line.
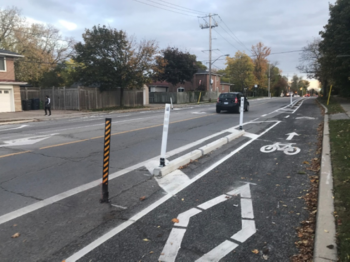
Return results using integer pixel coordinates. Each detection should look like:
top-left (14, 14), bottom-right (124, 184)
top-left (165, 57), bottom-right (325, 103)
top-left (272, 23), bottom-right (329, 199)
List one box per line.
top-left (197, 194), bottom-right (228, 210)
top-left (231, 219), bottom-right (256, 243)
top-left (286, 132), bottom-right (299, 140)
top-left (155, 170), bottom-right (190, 194)
top-left (285, 115), bottom-right (290, 118)
top-left (177, 208), bottom-right (202, 227)
top-left (241, 198), bottom-right (254, 219)
top-left (0, 133), bottom-right (58, 148)
top-left (111, 204), bottom-right (127, 210)
top-left (159, 228), bottom-right (186, 262)
top-left (195, 240), bottom-right (238, 262)
top-left (243, 132), bottom-right (259, 139)
top-left (226, 183), bottom-right (251, 198)
top-left (0, 125), bottom-right (28, 132)
top-left (296, 116), bottom-right (315, 120)
top-left (261, 114), bottom-right (267, 117)
top-left (65, 122), bottom-right (280, 262)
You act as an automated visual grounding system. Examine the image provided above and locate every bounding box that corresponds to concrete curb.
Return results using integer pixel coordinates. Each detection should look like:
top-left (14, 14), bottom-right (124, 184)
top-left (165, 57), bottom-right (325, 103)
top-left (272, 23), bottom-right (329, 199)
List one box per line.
top-left (153, 130), bottom-right (245, 177)
top-left (313, 103), bottom-right (337, 262)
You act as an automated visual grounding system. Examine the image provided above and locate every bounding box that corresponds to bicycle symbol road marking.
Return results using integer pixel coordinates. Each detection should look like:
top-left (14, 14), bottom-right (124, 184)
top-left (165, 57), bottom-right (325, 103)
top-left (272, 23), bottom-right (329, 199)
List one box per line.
top-left (260, 142), bottom-right (300, 155)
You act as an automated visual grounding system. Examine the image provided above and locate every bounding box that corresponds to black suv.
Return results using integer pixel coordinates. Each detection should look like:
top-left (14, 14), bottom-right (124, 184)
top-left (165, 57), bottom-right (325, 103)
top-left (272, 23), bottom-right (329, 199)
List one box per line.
top-left (216, 92), bottom-right (249, 113)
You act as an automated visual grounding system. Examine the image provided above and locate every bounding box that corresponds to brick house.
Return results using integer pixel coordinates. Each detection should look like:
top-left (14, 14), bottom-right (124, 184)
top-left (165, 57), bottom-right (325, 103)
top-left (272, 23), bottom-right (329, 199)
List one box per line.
top-left (149, 70), bottom-right (231, 93)
top-left (0, 49), bottom-right (26, 112)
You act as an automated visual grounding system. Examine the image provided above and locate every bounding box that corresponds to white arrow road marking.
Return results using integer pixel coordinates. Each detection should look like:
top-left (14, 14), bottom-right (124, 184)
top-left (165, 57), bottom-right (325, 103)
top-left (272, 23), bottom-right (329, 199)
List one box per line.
top-left (286, 132), bottom-right (299, 140)
top-left (159, 183), bottom-right (256, 262)
top-left (285, 115), bottom-right (290, 118)
top-left (191, 112), bottom-right (207, 114)
top-left (0, 125), bottom-right (28, 132)
top-left (296, 116), bottom-right (315, 119)
top-left (0, 134), bottom-right (58, 147)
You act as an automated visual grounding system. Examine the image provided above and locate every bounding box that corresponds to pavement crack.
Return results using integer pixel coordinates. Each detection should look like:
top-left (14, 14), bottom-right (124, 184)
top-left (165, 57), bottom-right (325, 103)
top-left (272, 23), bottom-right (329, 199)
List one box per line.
top-left (0, 185), bottom-right (43, 201)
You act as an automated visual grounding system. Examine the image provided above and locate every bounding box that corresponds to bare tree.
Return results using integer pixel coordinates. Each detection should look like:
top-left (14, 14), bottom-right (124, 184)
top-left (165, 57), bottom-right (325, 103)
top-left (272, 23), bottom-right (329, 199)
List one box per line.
top-left (0, 7), bottom-right (75, 84)
top-left (297, 38), bottom-right (322, 79)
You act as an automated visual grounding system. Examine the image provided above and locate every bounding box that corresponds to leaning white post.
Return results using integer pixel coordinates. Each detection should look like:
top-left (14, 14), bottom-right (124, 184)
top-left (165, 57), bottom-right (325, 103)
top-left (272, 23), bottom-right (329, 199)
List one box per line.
top-left (239, 97), bottom-right (244, 130)
top-left (160, 103), bottom-right (171, 167)
top-left (170, 97), bottom-right (173, 110)
top-left (290, 92), bottom-right (292, 106)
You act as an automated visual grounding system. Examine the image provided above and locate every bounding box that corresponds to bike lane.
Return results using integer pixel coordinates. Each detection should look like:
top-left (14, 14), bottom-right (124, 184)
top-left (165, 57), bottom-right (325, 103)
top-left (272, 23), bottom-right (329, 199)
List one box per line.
top-left (63, 99), bottom-right (322, 261)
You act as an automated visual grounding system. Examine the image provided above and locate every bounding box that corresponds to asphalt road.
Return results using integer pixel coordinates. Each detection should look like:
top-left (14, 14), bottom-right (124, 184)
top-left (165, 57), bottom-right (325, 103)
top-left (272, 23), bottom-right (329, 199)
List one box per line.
top-left (0, 97), bottom-right (322, 261)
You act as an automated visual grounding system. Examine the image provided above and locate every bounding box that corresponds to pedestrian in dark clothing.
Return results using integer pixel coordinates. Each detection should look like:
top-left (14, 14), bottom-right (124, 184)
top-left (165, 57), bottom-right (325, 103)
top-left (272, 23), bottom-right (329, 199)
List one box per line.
top-left (45, 95), bottom-right (51, 116)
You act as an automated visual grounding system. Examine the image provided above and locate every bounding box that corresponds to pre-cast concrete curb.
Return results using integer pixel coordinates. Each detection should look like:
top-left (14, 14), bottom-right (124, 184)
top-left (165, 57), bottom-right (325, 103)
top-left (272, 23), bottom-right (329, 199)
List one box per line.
top-left (313, 104), bottom-right (337, 262)
top-left (153, 130), bottom-right (245, 177)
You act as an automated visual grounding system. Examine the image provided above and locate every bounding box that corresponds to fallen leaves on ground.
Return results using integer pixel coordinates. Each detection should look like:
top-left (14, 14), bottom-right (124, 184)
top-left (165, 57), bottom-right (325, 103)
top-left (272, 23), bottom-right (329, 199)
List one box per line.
top-left (171, 218), bottom-right (179, 223)
top-left (251, 249), bottom-right (259, 254)
top-left (303, 161), bottom-right (310, 165)
top-left (143, 238), bottom-right (150, 242)
top-left (11, 233), bottom-right (20, 238)
top-left (291, 122), bottom-right (323, 262)
top-left (139, 196), bottom-right (146, 201)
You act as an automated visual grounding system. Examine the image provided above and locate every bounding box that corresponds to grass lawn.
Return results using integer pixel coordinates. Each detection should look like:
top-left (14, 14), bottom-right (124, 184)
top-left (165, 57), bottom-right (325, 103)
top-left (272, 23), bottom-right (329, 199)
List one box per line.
top-left (330, 120), bottom-right (350, 261)
top-left (318, 97), bottom-right (345, 114)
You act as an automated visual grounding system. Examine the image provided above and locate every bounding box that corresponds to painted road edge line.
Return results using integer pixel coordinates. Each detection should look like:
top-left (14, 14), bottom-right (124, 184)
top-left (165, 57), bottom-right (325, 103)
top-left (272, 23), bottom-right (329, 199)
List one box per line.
top-left (313, 103), bottom-right (337, 262)
top-left (64, 121), bottom-right (281, 262)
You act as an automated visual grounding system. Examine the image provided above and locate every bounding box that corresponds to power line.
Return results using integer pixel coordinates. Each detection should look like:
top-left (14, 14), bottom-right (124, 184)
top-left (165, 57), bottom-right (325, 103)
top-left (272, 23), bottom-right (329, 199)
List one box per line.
top-left (218, 15), bottom-right (250, 52)
top-left (213, 28), bottom-right (240, 51)
top-left (132, 0), bottom-right (197, 17)
top-left (146, 0), bottom-right (205, 15)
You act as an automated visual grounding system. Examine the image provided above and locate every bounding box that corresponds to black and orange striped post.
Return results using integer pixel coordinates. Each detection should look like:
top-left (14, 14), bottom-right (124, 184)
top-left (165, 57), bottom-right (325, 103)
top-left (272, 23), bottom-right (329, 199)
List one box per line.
top-left (100, 118), bottom-right (112, 203)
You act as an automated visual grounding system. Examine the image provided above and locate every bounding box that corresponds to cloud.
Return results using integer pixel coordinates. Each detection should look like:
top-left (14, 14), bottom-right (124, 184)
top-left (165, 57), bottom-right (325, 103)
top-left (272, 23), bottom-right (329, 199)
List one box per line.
top-left (5, 0), bottom-right (337, 80)
top-left (58, 20), bottom-right (77, 31)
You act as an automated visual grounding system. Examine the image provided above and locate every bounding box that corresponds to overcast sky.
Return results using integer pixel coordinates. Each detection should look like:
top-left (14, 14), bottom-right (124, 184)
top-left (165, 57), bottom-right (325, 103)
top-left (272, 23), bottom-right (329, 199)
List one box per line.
top-left (5, 0), bottom-right (336, 88)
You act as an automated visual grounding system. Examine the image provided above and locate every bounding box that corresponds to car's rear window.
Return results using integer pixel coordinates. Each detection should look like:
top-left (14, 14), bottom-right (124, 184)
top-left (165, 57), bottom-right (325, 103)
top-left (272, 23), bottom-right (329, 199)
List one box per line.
top-left (219, 94), bottom-right (236, 99)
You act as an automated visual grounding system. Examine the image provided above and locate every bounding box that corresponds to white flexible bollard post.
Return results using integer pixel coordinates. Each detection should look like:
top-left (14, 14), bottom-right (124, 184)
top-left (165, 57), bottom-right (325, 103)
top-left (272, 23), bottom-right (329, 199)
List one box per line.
top-left (239, 97), bottom-right (244, 130)
top-left (160, 103), bottom-right (171, 167)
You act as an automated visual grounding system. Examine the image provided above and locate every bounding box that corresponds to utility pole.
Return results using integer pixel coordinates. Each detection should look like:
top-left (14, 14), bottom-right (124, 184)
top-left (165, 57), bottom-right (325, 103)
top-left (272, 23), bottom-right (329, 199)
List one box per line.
top-left (199, 14), bottom-right (218, 93)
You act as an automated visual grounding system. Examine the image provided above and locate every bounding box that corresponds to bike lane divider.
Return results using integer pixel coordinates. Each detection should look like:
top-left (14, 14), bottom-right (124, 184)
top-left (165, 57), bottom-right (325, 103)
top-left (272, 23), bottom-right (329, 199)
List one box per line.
top-left (64, 99), bottom-right (323, 262)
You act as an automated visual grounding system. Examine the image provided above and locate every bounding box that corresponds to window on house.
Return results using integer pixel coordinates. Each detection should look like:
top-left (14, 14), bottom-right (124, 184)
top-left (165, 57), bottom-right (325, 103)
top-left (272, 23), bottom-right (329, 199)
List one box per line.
top-left (0, 57), bottom-right (5, 71)
top-left (178, 87), bottom-right (185, 92)
top-left (4, 90), bottom-right (9, 94)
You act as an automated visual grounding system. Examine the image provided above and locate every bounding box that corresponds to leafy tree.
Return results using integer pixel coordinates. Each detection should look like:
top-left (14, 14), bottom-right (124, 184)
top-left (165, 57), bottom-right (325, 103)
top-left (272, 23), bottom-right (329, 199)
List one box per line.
top-left (155, 47), bottom-right (198, 86)
top-left (73, 25), bottom-right (160, 105)
top-left (39, 59), bottom-right (78, 87)
top-left (251, 42), bottom-right (271, 90)
top-left (319, 0), bottom-right (350, 97)
top-left (0, 7), bottom-right (75, 85)
top-left (195, 60), bottom-right (207, 71)
top-left (226, 51), bottom-right (256, 92)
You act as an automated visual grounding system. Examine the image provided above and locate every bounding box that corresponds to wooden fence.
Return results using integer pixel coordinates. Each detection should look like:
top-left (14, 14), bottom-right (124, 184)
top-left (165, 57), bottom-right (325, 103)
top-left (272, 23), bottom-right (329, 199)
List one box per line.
top-left (20, 87), bottom-right (144, 110)
top-left (149, 91), bottom-right (220, 104)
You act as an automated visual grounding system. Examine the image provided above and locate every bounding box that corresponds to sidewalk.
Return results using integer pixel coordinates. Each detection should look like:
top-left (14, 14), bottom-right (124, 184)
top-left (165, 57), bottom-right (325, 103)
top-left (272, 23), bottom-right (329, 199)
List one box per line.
top-left (0, 102), bottom-right (216, 125)
top-left (336, 96), bottom-right (350, 117)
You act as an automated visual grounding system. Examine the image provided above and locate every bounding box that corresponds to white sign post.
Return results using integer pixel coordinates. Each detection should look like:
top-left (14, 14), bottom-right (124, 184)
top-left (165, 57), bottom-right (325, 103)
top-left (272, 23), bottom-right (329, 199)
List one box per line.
top-left (160, 104), bottom-right (171, 167)
top-left (290, 92), bottom-right (292, 106)
top-left (170, 97), bottom-right (173, 110)
top-left (239, 97), bottom-right (244, 130)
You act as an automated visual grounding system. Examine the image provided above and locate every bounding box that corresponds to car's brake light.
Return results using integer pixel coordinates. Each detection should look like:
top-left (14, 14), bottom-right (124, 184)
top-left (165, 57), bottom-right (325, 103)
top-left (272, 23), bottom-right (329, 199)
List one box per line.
top-left (235, 97), bottom-right (238, 103)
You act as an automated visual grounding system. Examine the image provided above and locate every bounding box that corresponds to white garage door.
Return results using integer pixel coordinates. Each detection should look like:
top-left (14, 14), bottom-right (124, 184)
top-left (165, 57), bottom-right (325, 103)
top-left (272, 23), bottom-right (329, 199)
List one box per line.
top-left (0, 89), bottom-right (12, 112)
